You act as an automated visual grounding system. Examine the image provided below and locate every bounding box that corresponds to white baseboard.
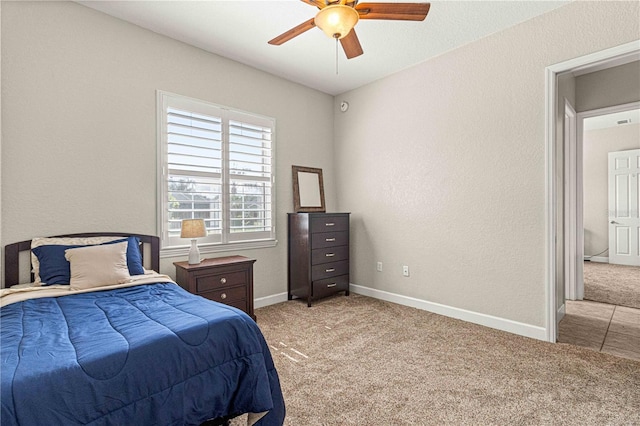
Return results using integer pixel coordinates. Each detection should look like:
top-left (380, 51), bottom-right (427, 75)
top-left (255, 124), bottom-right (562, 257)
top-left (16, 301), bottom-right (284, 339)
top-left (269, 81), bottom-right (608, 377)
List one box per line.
top-left (255, 292), bottom-right (288, 309)
top-left (557, 303), bottom-right (566, 322)
top-left (253, 285), bottom-right (547, 341)
top-left (584, 256), bottom-right (609, 263)
top-left (349, 284), bottom-right (547, 341)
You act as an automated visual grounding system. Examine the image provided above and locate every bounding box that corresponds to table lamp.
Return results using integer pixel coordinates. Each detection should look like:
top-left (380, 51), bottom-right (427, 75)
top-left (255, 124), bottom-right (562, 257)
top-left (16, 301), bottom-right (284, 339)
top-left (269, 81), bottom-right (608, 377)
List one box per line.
top-left (181, 219), bottom-right (207, 264)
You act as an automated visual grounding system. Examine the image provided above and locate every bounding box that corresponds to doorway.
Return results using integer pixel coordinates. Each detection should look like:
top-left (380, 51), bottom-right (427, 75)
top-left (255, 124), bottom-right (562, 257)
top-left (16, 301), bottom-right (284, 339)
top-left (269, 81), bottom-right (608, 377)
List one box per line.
top-left (557, 105), bottom-right (640, 361)
top-left (545, 40), bottom-right (640, 343)
top-left (569, 104), bottom-right (640, 299)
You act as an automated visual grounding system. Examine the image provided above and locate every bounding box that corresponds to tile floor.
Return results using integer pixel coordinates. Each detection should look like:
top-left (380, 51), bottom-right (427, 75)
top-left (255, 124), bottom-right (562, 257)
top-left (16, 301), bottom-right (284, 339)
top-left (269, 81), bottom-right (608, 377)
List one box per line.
top-left (558, 299), bottom-right (640, 361)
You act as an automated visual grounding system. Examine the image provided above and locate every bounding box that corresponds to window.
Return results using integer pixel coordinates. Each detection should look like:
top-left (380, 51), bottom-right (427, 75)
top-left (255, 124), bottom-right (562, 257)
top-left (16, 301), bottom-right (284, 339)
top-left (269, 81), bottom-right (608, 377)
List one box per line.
top-left (157, 91), bottom-right (275, 254)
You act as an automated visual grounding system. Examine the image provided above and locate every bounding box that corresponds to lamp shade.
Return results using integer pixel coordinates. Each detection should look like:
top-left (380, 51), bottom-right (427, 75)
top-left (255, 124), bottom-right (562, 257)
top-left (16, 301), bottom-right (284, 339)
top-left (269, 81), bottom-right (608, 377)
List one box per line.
top-left (314, 4), bottom-right (359, 40)
top-left (180, 219), bottom-right (207, 239)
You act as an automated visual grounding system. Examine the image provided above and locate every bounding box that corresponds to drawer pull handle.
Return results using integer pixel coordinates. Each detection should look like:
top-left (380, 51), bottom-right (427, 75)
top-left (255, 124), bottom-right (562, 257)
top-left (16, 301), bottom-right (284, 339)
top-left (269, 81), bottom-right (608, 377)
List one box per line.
top-left (327, 283), bottom-right (337, 288)
top-left (325, 253), bottom-right (335, 257)
top-left (325, 268), bottom-right (336, 273)
top-left (325, 222), bottom-right (335, 226)
top-left (220, 277), bottom-right (227, 284)
top-left (325, 238), bottom-right (336, 242)
top-left (221, 293), bottom-right (227, 299)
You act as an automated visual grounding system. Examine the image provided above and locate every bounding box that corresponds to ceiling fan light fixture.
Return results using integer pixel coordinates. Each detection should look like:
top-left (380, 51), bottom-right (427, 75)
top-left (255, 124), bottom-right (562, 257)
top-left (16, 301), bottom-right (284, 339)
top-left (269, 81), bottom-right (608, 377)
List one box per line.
top-left (314, 4), bottom-right (359, 39)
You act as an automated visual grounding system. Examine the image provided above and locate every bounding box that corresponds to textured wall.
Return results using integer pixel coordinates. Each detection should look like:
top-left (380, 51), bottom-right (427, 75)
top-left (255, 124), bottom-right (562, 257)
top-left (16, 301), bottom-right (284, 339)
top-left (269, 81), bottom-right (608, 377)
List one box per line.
top-left (333, 1), bottom-right (640, 328)
top-left (0, 1), bottom-right (335, 294)
top-left (583, 124), bottom-right (640, 257)
top-left (576, 61), bottom-right (640, 112)
top-left (2, 0), bottom-right (640, 336)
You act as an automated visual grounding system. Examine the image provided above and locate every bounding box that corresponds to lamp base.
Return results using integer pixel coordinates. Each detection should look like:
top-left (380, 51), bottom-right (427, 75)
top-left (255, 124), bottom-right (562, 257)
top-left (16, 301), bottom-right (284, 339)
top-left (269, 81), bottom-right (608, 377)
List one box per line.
top-left (188, 239), bottom-right (201, 264)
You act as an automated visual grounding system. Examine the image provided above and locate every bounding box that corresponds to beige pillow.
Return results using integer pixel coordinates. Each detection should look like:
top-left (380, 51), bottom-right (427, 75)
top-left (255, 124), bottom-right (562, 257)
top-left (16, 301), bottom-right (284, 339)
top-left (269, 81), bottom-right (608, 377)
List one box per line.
top-left (31, 236), bottom-right (124, 285)
top-left (65, 241), bottom-right (131, 290)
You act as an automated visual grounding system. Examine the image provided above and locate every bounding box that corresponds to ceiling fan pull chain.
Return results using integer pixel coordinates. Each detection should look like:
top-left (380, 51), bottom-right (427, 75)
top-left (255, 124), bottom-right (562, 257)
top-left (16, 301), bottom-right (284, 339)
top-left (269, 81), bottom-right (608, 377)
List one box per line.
top-left (335, 37), bottom-right (339, 75)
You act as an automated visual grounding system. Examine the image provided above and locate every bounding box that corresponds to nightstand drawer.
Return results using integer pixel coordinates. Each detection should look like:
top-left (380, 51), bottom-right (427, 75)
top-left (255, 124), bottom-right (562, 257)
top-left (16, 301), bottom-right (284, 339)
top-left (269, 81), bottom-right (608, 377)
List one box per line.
top-left (224, 298), bottom-right (249, 311)
top-left (312, 260), bottom-right (348, 280)
top-left (311, 231), bottom-right (348, 249)
top-left (174, 256), bottom-right (256, 320)
top-left (199, 285), bottom-right (246, 305)
top-left (312, 275), bottom-right (349, 299)
top-left (311, 245), bottom-right (349, 265)
top-left (310, 215), bottom-right (349, 233)
top-left (196, 271), bottom-right (246, 293)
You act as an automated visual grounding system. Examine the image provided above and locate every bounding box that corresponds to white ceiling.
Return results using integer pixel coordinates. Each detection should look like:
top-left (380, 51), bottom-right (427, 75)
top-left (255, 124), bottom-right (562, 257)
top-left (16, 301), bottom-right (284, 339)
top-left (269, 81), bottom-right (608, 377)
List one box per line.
top-left (78, 0), bottom-right (569, 95)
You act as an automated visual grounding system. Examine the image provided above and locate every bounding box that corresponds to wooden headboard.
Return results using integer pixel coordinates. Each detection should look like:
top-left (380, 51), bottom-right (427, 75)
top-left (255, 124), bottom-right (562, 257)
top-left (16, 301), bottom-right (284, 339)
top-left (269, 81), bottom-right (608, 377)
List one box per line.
top-left (4, 233), bottom-right (160, 287)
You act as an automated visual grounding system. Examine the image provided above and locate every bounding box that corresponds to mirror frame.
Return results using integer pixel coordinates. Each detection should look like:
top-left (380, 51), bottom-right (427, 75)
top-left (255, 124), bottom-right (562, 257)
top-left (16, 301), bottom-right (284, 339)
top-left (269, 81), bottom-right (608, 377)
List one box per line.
top-left (292, 165), bottom-right (326, 213)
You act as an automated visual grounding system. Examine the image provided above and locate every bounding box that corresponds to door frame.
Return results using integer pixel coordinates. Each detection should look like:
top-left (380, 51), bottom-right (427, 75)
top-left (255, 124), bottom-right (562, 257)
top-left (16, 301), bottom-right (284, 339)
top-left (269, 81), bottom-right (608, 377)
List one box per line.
top-left (544, 40), bottom-right (640, 343)
top-left (564, 99), bottom-right (579, 302)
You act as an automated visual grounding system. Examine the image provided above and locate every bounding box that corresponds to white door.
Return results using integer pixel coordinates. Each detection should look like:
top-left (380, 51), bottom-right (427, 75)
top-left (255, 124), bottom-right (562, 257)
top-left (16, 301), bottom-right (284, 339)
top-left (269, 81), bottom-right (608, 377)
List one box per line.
top-left (608, 149), bottom-right (640, 266)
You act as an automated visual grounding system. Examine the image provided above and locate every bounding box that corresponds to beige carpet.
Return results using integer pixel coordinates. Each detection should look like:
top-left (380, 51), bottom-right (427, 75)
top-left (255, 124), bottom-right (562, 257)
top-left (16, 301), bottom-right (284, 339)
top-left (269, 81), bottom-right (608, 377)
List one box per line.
top-left (233, 294), bottom-right (640, 425)
top-left (584, 261), bottom-right (640, 309)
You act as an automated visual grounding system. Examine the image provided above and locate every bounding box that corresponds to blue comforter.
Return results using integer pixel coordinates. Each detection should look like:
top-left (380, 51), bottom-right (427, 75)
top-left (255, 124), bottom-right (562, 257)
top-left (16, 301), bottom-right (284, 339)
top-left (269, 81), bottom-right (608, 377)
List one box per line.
top-left (1, 282), bottom-right (285, 425)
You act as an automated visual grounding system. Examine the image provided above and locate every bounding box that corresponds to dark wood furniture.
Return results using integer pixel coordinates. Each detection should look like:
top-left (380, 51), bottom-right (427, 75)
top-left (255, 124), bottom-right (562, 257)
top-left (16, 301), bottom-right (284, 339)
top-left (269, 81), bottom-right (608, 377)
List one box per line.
top-left (4, 232), bottom-right (159, 287)
top-left (288, 212), bottom-right (350, 307)
top-left (174, 256), bottom-right (256, 320)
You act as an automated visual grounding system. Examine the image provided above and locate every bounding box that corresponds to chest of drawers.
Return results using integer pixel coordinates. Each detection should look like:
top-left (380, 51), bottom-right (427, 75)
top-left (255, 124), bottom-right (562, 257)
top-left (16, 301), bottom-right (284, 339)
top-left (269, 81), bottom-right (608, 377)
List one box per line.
top-left (174, 255), bottom-right (256, 320)
top-left (288, 212), bottom-right (350, 307)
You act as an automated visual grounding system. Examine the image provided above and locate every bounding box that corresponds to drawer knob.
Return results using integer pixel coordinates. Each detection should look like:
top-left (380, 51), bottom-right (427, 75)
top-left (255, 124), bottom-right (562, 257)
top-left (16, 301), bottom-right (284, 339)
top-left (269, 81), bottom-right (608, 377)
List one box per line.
top-left (325, 222), bottom-right (335, 226)
top-left (221, 293), bottom-right (227, 299)
top-left (325, 268), bottom-right (336, 273)
top-left (325, 253), bottom-right (335, 257)
top-left (220, 277), bottom-right (227, 284)
top-left (325, 238), bottom-right (336, 242)
top-left (327, 283), bottom-right (337, 288)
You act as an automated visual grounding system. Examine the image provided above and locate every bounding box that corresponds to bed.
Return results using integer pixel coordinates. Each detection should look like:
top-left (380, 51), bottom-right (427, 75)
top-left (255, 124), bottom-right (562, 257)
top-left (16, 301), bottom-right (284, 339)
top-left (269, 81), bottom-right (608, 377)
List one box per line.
top-left (1, 233), bottom-right (285, 426)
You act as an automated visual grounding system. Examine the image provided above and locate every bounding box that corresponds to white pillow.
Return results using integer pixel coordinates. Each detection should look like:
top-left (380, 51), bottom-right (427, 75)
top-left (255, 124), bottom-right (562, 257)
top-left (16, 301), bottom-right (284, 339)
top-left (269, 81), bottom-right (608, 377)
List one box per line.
top-left (65, 241), bottom-right (131, 290)
top-left (31, 236), bottom-right (124, 285)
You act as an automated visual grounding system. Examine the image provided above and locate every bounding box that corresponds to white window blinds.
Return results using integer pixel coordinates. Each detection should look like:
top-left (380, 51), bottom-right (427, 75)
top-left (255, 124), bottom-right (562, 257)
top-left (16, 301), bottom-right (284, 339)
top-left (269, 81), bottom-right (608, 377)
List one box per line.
top-left (158, 91), bottom-right (275, 252)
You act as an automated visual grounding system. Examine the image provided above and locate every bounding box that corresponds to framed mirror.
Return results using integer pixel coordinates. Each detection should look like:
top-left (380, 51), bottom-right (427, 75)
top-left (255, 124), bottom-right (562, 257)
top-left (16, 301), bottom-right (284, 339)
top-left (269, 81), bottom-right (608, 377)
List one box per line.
top-left (292, 165), bottom-right (325, 212)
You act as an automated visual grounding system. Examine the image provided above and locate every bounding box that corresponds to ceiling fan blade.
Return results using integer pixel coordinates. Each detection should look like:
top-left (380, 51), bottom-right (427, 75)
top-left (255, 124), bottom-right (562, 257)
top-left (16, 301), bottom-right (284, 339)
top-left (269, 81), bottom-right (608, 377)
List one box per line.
top-left (300, 0), bottom-right (326, 9)
top-left (268, 18), bottom-right (316, 45)
top-left (340, 29), bottom-right (364, 59)
top-left (356, 2), bottom-right (431, 21)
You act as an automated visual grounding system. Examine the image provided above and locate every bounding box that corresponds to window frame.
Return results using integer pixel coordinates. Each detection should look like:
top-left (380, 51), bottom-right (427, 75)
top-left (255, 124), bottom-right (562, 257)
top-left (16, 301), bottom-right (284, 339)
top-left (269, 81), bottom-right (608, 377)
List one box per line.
top-left (157, 91), bottom-right (277, 257)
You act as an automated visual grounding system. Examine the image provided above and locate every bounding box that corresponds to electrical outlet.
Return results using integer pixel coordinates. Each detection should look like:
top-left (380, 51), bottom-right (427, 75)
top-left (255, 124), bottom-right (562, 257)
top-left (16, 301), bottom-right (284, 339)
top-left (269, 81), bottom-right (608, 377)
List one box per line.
top-left (402, 265), bottom-right (410, 277)
top-left (376, 262), bottom-right (383, 272)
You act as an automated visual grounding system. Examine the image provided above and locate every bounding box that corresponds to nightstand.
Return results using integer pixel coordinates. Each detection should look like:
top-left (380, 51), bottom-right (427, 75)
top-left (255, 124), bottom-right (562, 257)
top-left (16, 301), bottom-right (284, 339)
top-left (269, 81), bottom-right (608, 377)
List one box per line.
top-left (174, 256), bottom-right (256, 321)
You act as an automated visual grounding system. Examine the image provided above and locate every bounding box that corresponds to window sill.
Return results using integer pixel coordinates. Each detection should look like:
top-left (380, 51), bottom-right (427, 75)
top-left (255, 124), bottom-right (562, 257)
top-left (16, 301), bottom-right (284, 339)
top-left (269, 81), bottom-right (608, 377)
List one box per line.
top-left (160, 239), bottom-right (278, 259)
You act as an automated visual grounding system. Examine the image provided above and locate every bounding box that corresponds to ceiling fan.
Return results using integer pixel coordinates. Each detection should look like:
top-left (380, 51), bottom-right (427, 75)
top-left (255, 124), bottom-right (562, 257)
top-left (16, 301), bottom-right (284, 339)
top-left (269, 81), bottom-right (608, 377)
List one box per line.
top-left (268, 0), bottom-right (431, 59)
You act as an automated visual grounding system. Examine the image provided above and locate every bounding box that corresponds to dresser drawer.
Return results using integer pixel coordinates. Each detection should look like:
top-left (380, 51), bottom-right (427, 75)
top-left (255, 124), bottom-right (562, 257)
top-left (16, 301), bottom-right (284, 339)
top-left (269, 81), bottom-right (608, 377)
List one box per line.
top-left (312, 260), bottom-right (349, 280)
top-left (310, 215), bottom-right (349, 233)
top-left (196, 271), bottom-right (246, 293)
top-left (312, 275), bottom-right (349, 299)
top-left (311, 231), bottom-right (348, 249)
top-left (199, 285), bottom-right (247, 305)
top-left (311, 245), bottom-right (349, 265)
